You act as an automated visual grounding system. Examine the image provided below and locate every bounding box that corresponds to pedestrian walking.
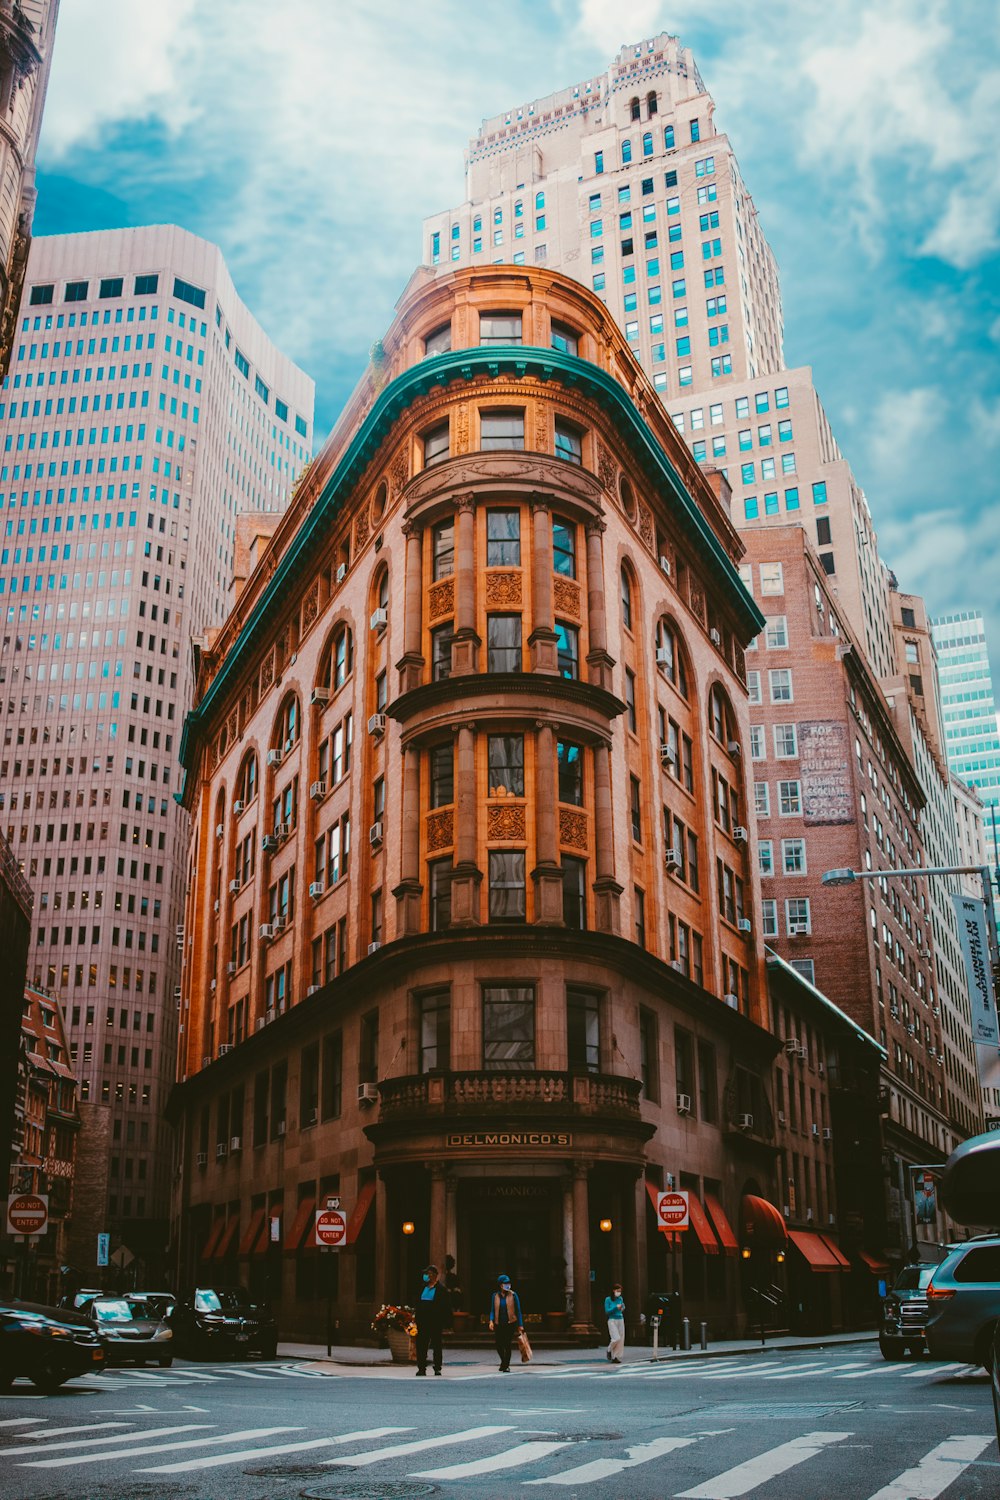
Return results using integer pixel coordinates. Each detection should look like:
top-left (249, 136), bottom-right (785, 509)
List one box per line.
top-left (488, 1272), bottom-right (523, 1373)
top-left (605, 1282), bottom-right (625, 1363)
top-left (414, 1264), bottom-right (449, 1376)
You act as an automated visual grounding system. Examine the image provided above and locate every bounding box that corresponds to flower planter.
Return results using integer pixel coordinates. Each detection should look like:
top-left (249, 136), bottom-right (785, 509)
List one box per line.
top-left (388, 1327), bottom-right (416, 1364)
top-left (545, 1312), bottom-right (569, 1332)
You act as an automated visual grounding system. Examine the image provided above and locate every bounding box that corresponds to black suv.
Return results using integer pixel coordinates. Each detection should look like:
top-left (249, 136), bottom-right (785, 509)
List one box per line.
top-left (0, 1298), bottom-right (106, 1392)
top-left (169, 1286), bottom-right (278, 1360)
top-left (879, 1263), bottom-right (937, 1359)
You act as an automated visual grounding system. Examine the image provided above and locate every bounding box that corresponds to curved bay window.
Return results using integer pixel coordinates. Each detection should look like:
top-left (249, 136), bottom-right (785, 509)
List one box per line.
top-left (488, 850), bottom-right (526, 923)
top-left (482, 984), bottom-right (534, 1069)
top-left (488, 734), bottom-right (524, 797)
top-left (552, 516), bottom-right (576, 577)
top-left (486, 509), bottom-right (520, 567)
top-left (429, 858), bottom-right (452, 932)
top-left (557, 740), bottom-right (583, 805)
top-left (487, 613), bottom-right (522, 673)
top-left (555, 620), bottom-right (579, 679)
top-left (430, 623), bottom-right (452, 681)
top-left (431, 519), bottom-right (454, 580)
top-left (562, 855), bottom-right (587, 930)
top-left (429, 743), bottom-right (454, 807)
top-left (480, 408), bottom-right (525, 451)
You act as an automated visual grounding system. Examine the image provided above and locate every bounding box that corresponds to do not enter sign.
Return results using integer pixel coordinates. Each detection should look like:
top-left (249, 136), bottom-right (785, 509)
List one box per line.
top-left (656, 1190), bottom-right (690, 1230)
top-left (314, 1207), bottom-right (348, 1248)
top-left (7, 1192), bottom-right (48, 1237)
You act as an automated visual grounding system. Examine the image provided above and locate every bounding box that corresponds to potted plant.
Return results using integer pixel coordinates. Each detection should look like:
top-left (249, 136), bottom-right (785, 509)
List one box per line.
top-left (371, 1303), bottom-right (417, 1363)
top-left (545, 1310), bottom-right (569, 1331)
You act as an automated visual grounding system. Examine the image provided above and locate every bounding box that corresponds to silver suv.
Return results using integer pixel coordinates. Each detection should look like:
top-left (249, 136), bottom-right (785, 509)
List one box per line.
top-left (924, 1236), bottom-right (1000, 1369)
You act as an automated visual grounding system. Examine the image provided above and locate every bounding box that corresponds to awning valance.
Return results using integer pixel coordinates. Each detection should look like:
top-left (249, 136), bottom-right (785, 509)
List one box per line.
top-left (788, 1229), bottom-right (842, 1272)
top-left (687, 1194), bottom-right (720, 1255)
top-left (213, 1217), bottom-right (240, 1260)
top-left (238, 1208), bottom-right (266, 1258)
top-left (345, 1179), bottom-right (376, 1245)
top-left (704, 1192), bottom-right (739, 1257)
top-left (285, 1198), bottom-right (316, 1254)
top-left (857, 1249), bottom-right (890, 1275)
top-left (200, 1218), bottom-right (226, 1260)
top-left (818, 1234), bottom-right (850, 1270)
top-left (740, 1194), bottom-right (787, 1250)
top-left (253, 1209), bottom-right (281, 1257)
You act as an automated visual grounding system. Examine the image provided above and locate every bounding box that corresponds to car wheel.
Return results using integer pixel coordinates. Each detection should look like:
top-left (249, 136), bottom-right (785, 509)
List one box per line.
top-left (879, 1335), bottom-right (906, 1361)
top-left (158, 1356), bottom-right (173, 1368)
top-left (31, 1361), bottom-right (68, 1394)
top-left (975, 1323), bottom-right (998, 1373)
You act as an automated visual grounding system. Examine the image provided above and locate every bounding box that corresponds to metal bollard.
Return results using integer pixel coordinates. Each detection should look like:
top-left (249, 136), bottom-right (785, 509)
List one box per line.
top-left (681, 1316), bottom-right (691, 1350)
top-left (700, 1320), bottom-right (708, 1350)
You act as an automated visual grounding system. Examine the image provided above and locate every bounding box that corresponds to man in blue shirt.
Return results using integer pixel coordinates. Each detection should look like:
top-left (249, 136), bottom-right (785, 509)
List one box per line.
top-left (488, 1273), bottom-right (523, 1372)
top-left (415, 1264), bottom-right (449, 1376)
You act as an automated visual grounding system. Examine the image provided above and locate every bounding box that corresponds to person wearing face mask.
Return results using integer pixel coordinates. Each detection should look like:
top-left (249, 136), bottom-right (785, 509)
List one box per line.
top-left (414, 1264), bottom-right (449, 1376)
top-left (488, 1273), bottom-right (523, 1373)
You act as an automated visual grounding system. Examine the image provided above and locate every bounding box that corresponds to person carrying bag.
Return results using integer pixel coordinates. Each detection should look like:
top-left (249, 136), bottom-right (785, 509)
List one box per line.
top-left (488, 1273), bottom-right (523, 1372)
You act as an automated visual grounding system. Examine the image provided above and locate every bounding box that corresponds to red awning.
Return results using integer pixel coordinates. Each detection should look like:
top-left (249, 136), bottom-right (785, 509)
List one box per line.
top-left (253, 1208), bottom-right (281, 1257)
top-left (704, 1193), bottom-right (739, 1257)
top-left (200, 1218), bottom-right (226, 1260)
top-left (345, 1179), bottom-right (377, 1245)
top-left (687, 1195), bottom-right (720, 1255)
top-left (740, 1195), bottom-right (788, 1250)
top-left (285, 1198), bottom-right (316, 1254)
top-left (787, 1229), bottom-right (841, 1272)
top-left (818, 1234), bottom-right (851, 1270)
top-left (858, 1249), bottom-right (890, 1275)
top-left (238, 1208), bottom-right (266, 1258)
top-left (213, 1217), bottom-right (240, 1260)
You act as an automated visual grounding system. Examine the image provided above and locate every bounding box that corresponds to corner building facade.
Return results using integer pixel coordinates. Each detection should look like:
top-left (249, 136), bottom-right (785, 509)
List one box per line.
top-left (173, 266), bottom-right (788, 1340)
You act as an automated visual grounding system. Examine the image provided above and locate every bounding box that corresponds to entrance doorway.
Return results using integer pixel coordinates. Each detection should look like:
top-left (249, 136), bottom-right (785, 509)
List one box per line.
top-left (462, 1180), bottom-right (563, 1320)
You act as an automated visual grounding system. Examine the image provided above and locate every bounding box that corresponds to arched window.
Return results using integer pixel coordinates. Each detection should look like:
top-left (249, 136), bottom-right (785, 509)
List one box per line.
top-left (274, 694), bottom-right (300, 752)
top-left (319, 623), bottom-right (353, 692)
top-left (709, 684), bottom-right (736, 746)
top-left (372, 481), bottom-right (388, 523)
top-left (655, 619), bottom-right (688, 698)
top-left (629, 97), bottom-right (641, 121)
top-left (371, 565), bottom-right (389, 622)
top-left (236, 752), bottom-right (257, 806)
top-left (620, 566), bottom-right (633, 631)
top-left (647, 91), bottom-right (658, 117)
top-left (642, 131), bottom-right (653, 157)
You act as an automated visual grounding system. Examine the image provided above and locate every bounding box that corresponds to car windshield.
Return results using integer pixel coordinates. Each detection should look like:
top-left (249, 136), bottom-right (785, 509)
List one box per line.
top-left (93, 1299), bottom-right (135, 1323)
top-left (893, 1266), bottom-right (935, 1292)
top-left (194, 1288), bottom-right (251, 1313)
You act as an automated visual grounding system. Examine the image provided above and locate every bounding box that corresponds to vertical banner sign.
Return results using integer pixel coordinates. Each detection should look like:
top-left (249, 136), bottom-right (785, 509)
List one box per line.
top-left (951, 894), bottom-right (999, 1045)
top-left (97, 1232), bottom-right (110, 1267)
top-left (914, 1171), bottom-right (937, 1225)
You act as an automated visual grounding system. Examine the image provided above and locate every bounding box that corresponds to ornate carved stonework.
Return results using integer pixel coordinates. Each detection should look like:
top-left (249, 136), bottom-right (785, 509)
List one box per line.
top-left (428, 578), bottom-right (455, 620)
top-left (597, 441), bottom-right (617, 493)
top-left (390, 447), bottom-right (409, 495)
top-left (227, 709), bottom-right (239, 746)
top-left (639, 504), bottom-right (654, 550)
top-left (402, 452), bottom-right (604, 511)
top-left (487, 803), bottom-right (527, 841)
top-left (454, 403), bottom-right (470, 454)
top-left (302, 580), bottom-right (319, 630)
top-left (485, 571), bottom-right (523, 607)
top-left (552, 575), bottom-right (580, 618)
top-left (259, 651), bottom-right (275, 695)
top-left (426, 809), bottom-right (454, 852)
top-left (533, 402), bottom-right (549, 453)
top-left (278, 626), bottom-right (291, 666)
top-left (559, 808), bottom-right (588, 849)
top-left (355, 504), bottom-right (371, 551)
top-left (689, 581), bottom-right (707, 625)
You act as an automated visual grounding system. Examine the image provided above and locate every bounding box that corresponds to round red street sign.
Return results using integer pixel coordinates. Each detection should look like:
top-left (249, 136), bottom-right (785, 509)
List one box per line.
top-left (657, 1191), bottom-right (688, 1227)
top-left (314, 1208), bottom-right (347, 1247)
top-left (8, 1194), bottom-right (48, 1236)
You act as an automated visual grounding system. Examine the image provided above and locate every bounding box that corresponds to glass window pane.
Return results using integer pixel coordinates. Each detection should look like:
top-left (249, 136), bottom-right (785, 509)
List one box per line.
top-left (552, 516), bottom-right (576, 577)
top-left (488, 850), bottom-right (526, 923)
top-left (482, 985), bottom-right (534, 1068)
top-left (480, 408), bottom-right (525, 450)
top-left (487, 614), bottom-right (522, 672)
top-left (557, 741), bottom-right (583, 804)
top-left (487, 509), bottom-right (521, 566)
top-left (488, 735), bottom-right (525, 796)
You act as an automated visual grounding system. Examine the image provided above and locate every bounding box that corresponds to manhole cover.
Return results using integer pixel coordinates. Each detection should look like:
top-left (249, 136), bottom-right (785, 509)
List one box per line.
top-left (549, 1431), bottom-right (623, 1443)
top-left (302, 1485), bottom-right (435, 1500)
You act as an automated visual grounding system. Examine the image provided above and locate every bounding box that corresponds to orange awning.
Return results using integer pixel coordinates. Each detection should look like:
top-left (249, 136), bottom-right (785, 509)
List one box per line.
top-left (818, 1234), bottom-right (851, 1270)
top-left (704, 1193), bottom-right (739, 1257)
top-left (858, 1249), bottom-right (890, 1275)
top-left (253, 1208), bottom-right (281, 1257)
top-left (687, 1195), bottom-right (720, 1255)
top-left (740, 1194), bottom-right (788, 1250)
top-left (345, 1179), bottom-right (376, 1245)
top-left (238, 1208), bottom-right (266, 1258)
top-left (788, 1229), bottom-right (841, 1272)
top-left (285, 1198), bottom-right (316, 1254)
top-left (200, 1218), bottom-right (226, 1260)
top-left (213, 1217), bottom-right (240, 1260)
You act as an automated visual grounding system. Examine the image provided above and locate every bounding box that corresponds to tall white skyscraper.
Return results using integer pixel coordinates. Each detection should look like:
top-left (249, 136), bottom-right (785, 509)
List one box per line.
top-left (0, 226), bottom-right (313, 1272)
top-left (931, 609), bottom-right (1000, 881)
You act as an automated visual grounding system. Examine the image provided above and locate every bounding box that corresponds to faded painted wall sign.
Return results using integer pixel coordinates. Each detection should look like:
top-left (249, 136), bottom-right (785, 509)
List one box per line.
top-left (799, 721), bottom-right (853, 826)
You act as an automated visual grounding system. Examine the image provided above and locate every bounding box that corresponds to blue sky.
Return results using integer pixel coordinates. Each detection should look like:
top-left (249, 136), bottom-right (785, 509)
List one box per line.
top-left (35, 0), bottom-right (1000, 645)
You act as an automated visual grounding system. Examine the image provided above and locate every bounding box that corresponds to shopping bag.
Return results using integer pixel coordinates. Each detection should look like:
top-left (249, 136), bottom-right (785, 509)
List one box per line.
top-left (517, 1330), bottom-right (533, 1363)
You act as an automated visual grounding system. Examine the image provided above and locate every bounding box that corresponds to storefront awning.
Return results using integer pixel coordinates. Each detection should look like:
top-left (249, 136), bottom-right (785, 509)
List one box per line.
top-left (787, 1229), bottom-right (842, 1272)
top-left (284, 1198), bottom-right (316, 1254)
top-left (238, 1208), bottom-right (266, 1257)
top-left (253, 1209), bottom-right (281, 1257)
top-left (345, 1179), bottom-right (376, 1245)
top-left (740, 1194), bottom-right (787, 1250)
top-left (200, 1218), bottom-right (226, 1260)
top-left (857, 1249), bottom-right (890, 1275)
top-left (687, 1194), bottom-right (720, 1255)
top-left (818, 1234), bottom-right (850, 1270)
top-left (704, 1193), bottom-right (739, 1257)
top-left (213, 1217), bottom-right (240, 1260)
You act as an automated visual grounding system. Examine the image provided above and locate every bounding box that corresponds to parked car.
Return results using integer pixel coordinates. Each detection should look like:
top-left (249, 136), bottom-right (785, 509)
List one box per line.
top-left (86, 1295), bottom-right (174, 1367)
top-left (129, 1291), bottom-right (176, 1321)
top-left (58, 1288), bottom-right (105, 1312)
top-left (169, 1286), bottom-right (278, 1360)
top-left (0, 1298), bottom-right (106, 1392)
top-left (879, 1263), bottom-right (937, 1359)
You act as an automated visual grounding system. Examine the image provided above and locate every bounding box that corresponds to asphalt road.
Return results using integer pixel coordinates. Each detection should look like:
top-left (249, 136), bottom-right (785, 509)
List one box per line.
top-left (0, 1345), bottom-right (997, 1499)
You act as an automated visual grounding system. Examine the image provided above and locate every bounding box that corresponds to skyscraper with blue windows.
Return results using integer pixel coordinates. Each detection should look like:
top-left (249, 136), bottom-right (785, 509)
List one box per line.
top-left (931, 609), bottom-right (1000, 883)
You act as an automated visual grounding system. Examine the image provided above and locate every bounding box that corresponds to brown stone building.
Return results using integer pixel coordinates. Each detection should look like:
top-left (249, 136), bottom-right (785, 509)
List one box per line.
top-left (169, 265), bottom-right (856, 1340)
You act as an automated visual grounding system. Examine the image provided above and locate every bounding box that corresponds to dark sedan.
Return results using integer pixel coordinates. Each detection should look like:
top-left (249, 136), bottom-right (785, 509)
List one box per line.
top-left (169, 1286), bottom-right (278, 1360)
top-left (87, 1296), bottom-right (174, 1366)
top-left (0, 1298), bottom-right (106, 1392)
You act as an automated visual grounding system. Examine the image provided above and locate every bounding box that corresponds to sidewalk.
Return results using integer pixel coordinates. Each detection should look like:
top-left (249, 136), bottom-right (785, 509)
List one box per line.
top-left (278, 1328), bottom-right (876, 1372)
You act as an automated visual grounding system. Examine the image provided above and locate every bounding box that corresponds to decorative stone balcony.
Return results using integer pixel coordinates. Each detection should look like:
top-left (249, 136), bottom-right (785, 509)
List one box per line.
top-left (377, 1069), bottom-right (642, 1123)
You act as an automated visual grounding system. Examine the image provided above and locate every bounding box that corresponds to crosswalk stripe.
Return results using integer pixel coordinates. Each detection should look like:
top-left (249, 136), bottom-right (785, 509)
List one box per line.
top-left (899, 1362), bottom-right (969, 1379)
top-left (414, 1440), bottom-right (571, 1480)
top-left (675, 1429), bottom-right (853, 1498)
top-left (20, 1425), bottom-right (301, 1470)
top-left (864, 1434), bottom-right (995, 1499)
top-left (325, 1424), bottom-right (515, 1467)
top-left (135, 1426), bottom-right (411, 1475)
top-left (4, 1423), bottom-right (212, 1456)
top-left (524, 1434), bottom-right (699, 1485)
top-left (832, 1365), bottom-right (900, 1380)
top-left (219, 1368), bottom-right (283, 1380)
top-left (21, 1422), bottom-right (133, 1440)
top-left (0, 1419), bottom-right (46, 1428)
top-left (151, 1367), bottom-right (226, 1380)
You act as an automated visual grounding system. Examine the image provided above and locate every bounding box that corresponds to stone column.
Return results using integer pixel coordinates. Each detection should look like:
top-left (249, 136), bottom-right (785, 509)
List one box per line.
top-left (429, 1165), bottom-right (447, 1269)
top-left (392, 745), bottom-right (423, 935)
top-left (450, 492), bottom-right (480, 675)
top-left (445, 1175), bottom-right (458, 1273)
top-left (449, 723), bottom-right (481, 924)
top-left (585, 519), bottom-right (615, 691)
top-left (562, 1177), bottom-right (574, 1315)
top-left (374, 1172), bottom-right (391, 1305)
top-left (532, 720), bottom-right (565, 924)
top-left (528, 495), bottom-right (559, 674)
top-left (571, 1162), bottom-right (594, 1332)
top-left (396, 519), bottom-right (424, 693)
top-left (592, 740), bottom-right (622, 934)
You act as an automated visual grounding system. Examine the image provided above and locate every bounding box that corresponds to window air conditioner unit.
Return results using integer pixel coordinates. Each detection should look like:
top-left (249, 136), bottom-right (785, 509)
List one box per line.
top-left (368, 940), bottom-right (383, 955)
top-left (226, 961), bottom-right (236, 977)
top-left (670, 959), bottom-right (685, 972)
top-left (229, 878), bottom-right (242, 895)
top-left (196, 1152), bottom-right (207, 1167)
top-left (173, 985), bottom-right (182, 1000)
top-left (217, 1043), bottom-right (232, 1056)
top-left (309, 880), bottom-right (324, 900)
top-left (216, 1142), bottom-right (228, 1159)
top-left (259, 923), bottom-right (275, 941)
top-left (234, 799), bottom-right (246, 814)
top-left (215, 822), bottom-right (224, 840)
top-left (213, 898), bottom-right (220, 914)
top-left (659, 555), bottom-right (671, 576)
top-left (733, 824), bottom-right (749, 842)
top-left (336, 562), bottom-right (348, 583)
top-left (806, 1208), bottom-right (814, 1222)
top-left (664, 848), bottom-right (683, 874)
top-left (277, 1120), bottom-right (286, 1137)
top-left (273, 915), bottom-right (287, 933)
top-left (370, 607), bottom-right (388, 632)
top-left (738, 1113), bottom-right (754, 1130)
top-left (275, 822), bottom-right (291, 840)
top-left (659, 743), bottom-right (675, 767)
top-left (709, 627), bottom-right (722, 646)
top-left (737, 917), bottom-right (752, 933)
top-left (311, 686), bottom-right (330, 706)
top-left (811, 1123), bottom-right (819, 1137)
top-left (823, 1127), bottom-right (832, 1141)
top-left (262, 834), bottom-right (279, 853)
top-left (266, 748), bottom-right (283, 768)
top-left (676, 1092), bottom-right (692, 1116)
top-left (783, 1038), bottom-right (801, 1054)
top-left (817, 1062), bottom-right (825, 1077)
top-left (307, 983), bottom-right (321, 996)
top-left (369, 821), bottom-right (384, 847)
top-left (727, 740), bottom-right (742, 757)
top-left (209, 977), bottom-right (217, 992)
top-left (788, 923), bottom-right (809, 936)
top-left (357, 1082), bottom-right (379, 1105)
top-left (176, 924), bottom-right (185, 939)
top-left (201, 1055), bottom-right (211, 1068)
top-left (230, 1136), bottom-right (242, 1152)
top-left (255, 1016), bottom-right (267, 1032)
top-left (655, 647), bottom-right (672, 667)
top-left (723, 992), bottom-right (740, 1008)
top-left (777, 1110), bottom-right (786, 1125)
top-left (368, 713), bottom-right (386, 738)
top-left (309, 779), bottom-right (327, 801)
